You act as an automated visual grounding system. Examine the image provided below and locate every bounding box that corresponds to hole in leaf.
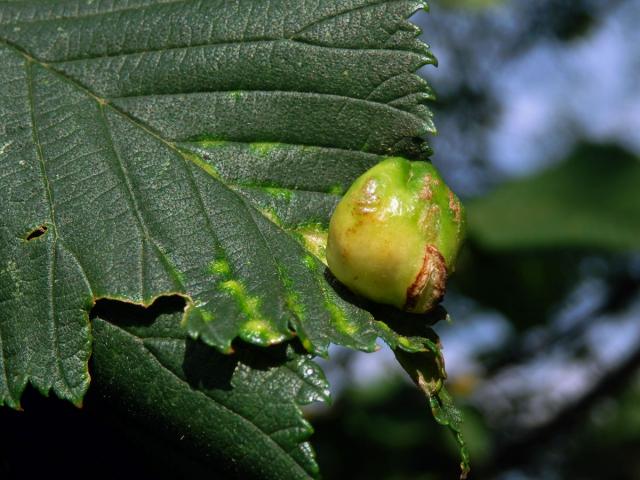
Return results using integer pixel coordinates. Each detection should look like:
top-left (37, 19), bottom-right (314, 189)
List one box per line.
top-left (26, 224), bottom-right (48, 240)
top-left (90, 295), bottom-right (187, 327)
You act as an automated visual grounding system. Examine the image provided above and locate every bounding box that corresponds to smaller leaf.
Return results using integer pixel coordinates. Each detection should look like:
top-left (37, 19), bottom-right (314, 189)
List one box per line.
top-left (91, 301), bottom-right (328, 480)
top-left (395, 343), bottom-right (471, 480)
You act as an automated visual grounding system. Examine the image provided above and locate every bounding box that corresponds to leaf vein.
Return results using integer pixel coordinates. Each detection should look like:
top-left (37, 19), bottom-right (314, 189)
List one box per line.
top-left (0, 314), bottom-right (14, 405)
top-left (25, 60), bottom-right (77, 395)
top-left (122, 329), bottom-right (313, 477)
top-left (0, 0), bottom-right (193, 28)
top-left (291, 0), bottom-right (396, 38)
top-left (112, 89), bottom-right (424, 122)
top-left (98, 104), bottom-right (149, 298)
top-left (49, 37), bottom-right (425, 65)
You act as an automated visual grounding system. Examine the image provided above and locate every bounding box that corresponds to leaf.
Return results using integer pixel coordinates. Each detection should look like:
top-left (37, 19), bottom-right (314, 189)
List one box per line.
top-left (467, 143), bottom-right (640, 252)
top-left (0, 0), bottom-right (436, 407)
top-left (394, 345), bottom-right (471, 480)
top-left (90, 300), bottom-right (328, 480)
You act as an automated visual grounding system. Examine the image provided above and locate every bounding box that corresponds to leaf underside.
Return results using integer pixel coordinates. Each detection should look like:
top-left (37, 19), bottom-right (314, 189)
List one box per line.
top-left (0, 1), bottom-right (449, 477)
top-left (91, 303), bottom-right (329, 480)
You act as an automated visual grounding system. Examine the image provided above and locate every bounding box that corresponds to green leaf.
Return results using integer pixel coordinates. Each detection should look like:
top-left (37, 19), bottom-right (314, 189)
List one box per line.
top-left (0, 0), bottom-right (436, 407)
top-left (467, 144), bottom-right (640, 252)
top-left (90, 302), bottom-right (328, 479)
top-left (394, 345), bottom-right (471, 480)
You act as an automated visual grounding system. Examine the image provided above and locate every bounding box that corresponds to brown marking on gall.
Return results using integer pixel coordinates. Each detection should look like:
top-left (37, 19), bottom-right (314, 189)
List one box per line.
top-left (345, 217), bottom-right (366, 236)
top-left (448, 190), bottom-right (462, 223)
top-left (420, 175), bottom-right (433, 201)
top-left (404, 244), bottom-right (447, 312)
top-left (355, 178), bottom-right (380, 214)
top-left (419, 175), bottom-right (440, 201)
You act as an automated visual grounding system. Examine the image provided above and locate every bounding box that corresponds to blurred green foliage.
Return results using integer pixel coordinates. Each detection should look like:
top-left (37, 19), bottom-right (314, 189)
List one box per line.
top-left (468, 144), bottom-right (640, 252)
top-left (455, 143), bottom-right (640, 328)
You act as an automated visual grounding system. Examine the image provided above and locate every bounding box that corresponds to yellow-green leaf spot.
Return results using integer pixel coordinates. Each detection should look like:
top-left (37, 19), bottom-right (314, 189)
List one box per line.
top-left (258, 207), bottom-right (284, 227)
top-left (278, 266), bottom-right (306, 322)
top-left (197, 139), bottom-right (228, 149)
top-left (285, 290), bottom-right (305, 321)
top-left (302, 254), bottom-right (318, 272)
top-left (249, 142), bottom-right (280, 157)
top-left (398, 335), bottom-right (414, 349)
top-left (328, 184), bottom-right (345, 195)
top-left (300, 337), bottom-right (314, 353)
top-left (209, 259), bottom-right (231, 277)
top-left (276, 262), bottom-right (308, 322)
top-left (277, 264), bottom-right (320, 356)
top-left (325, 301), bottom-right (359, 337)
top-left (263, 186), bottom-right (293, 202)
top-left (220, 280), bottom-right (289, 345)
top-left (295, 224), bottom-right (328, 265)
top-left (327, 157), bottom-right (465, 314)
top-left (240, 318), bottom-right (289, 345)
top-left (181, 151), bottom-right (221, 179)
top-left (200, 310), bottom-right (214, 324)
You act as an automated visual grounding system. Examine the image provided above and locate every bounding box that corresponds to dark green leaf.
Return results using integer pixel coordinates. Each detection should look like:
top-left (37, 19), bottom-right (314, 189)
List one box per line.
top-left (395, 346), bottom-right (471, 479)
top-left (90, 302), bottom-right (328, 479)
top-left (0, 0), bottom-right (435, 407)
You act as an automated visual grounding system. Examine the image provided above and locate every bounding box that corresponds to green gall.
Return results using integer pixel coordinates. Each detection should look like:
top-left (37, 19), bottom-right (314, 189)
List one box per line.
top-left (326, 157), bottom-right (465, 314)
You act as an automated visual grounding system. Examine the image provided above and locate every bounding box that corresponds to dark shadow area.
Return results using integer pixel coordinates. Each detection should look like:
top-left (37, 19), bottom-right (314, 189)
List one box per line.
top-left (182, 337), bottom-right (238, 391)
top-left (183, 330), bottom-right (310, 392)
top-left (0, 295), bottom-right (236, 479)
top-left (86, 292), bottom-right (311, 480)
top-left (312, 378), bottom-right (466, 480)
top-left (89, 294), bottom-right (187, 327)
top-left (0, 295), bottom-right (312, 479)
top-left (90, 293), bottom-right (307, 393)
top-left (0, 384), bottom-right (222, 480)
